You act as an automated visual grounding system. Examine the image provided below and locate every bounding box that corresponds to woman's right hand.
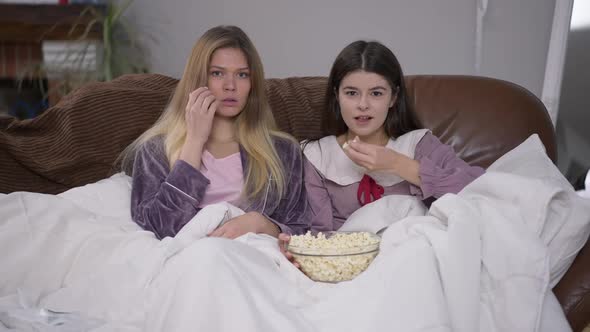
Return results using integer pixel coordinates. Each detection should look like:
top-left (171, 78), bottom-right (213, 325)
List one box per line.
top-left (180, 87), bottom-right (219, 168)
top-left (278, 233), bottom-right (300, 269)
top-left (185, 87), bottom-right (219, 144)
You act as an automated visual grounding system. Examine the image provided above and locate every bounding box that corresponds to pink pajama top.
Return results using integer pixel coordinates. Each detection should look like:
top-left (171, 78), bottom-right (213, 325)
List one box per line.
top-left (197, 150), bottom-right (243, 208)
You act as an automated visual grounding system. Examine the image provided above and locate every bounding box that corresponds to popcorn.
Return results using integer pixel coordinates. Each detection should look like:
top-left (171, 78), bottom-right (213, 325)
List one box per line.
top-left (341, 136), bottom-right (359, 150)
top-left (288, 231), bottom-right (380, 283)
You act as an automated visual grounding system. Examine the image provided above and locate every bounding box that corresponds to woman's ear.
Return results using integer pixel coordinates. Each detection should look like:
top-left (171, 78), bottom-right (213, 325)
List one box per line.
top-left (389, 94), bottom-right (397, 108)
top-left (389, 86), bottom-right (399, 108)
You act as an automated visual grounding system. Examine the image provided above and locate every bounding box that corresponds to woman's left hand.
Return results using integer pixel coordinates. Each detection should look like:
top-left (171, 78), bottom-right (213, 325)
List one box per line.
top-left (278, 233), bottom-right (300, 268)
top-left (208, 211), bottom-right (280, 239)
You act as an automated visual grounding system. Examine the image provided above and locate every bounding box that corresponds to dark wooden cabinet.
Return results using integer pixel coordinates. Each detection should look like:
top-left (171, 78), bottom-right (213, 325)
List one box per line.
top-left (0, 4), bottom-right (103, 42)
top-left (0, 4), bottom-right (104, 117)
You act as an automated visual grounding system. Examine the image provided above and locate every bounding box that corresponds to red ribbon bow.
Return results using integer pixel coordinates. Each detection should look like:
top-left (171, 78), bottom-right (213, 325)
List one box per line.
top-left (357, 174), bottom-right (384, 206)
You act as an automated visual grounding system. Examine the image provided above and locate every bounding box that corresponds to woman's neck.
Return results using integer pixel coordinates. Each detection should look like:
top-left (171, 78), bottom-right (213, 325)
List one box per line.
top-left (205, 116), bottom-right (240, 158)
top-left (209, 116), bottom-right (237, 144)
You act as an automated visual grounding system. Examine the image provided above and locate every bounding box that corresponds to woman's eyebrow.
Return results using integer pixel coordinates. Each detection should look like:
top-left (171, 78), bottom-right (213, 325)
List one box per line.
top-left (209, 65), bottom-right (250, 71)
top-left (341, 85), bottom-right (387, 90)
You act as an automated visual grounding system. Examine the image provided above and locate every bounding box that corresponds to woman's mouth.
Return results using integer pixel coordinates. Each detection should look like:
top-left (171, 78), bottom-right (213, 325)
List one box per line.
top-left (222, 98), bottom-right (238, 106)
top-left (354, 116), bottom-right (373, 125)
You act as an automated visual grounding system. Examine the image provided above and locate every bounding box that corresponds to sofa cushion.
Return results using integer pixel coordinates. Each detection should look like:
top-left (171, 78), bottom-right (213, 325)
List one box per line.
top-left (0, 74), bottom-right (558, 194)
top-left (0, 74), bottom-right (176, 194)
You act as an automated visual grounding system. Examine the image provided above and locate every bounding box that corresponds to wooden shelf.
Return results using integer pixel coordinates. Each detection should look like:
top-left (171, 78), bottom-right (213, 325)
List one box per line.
top-left (0, 3), bottom-right (107, 113)
top-left (0, 4), bottom-right (105, 42)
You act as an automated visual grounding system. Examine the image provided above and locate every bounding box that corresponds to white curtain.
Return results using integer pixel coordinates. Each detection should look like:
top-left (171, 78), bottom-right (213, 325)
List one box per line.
top-left (541, 0), bottom-right (575, 125)
top-left (475, 0), bottom-right (489, 74)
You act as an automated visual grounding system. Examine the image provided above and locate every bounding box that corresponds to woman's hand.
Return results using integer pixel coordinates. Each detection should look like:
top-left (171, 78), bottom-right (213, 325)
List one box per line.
top-left (278, 233), bottom-right (300, 268)
top-left (344, 137), bottom-right (399, 172)
top-left (208, 211), bottom-right (280, 239)
top-left (185, 87), bottom-right (218, 143)
top-left (179, 87), bottom-right (219, 168)
top-left (344, 137), bottom-right (422, 186)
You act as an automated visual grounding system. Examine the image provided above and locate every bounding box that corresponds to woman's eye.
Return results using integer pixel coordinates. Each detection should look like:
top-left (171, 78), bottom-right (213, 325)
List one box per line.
top-left (371, 91), bottom-right (383, 97)
top-left (238, 72), bottom-right (250, 78)
top-left (210, 71), bottom-right (223, 77)
top-left (345, 91), bottom-right (357, 96)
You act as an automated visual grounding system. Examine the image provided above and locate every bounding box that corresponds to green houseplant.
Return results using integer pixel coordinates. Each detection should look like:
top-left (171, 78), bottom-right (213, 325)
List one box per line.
top-left (93, 0), bottom-right (150, 81)
top-left (18, 0), bottom-right (151, 108)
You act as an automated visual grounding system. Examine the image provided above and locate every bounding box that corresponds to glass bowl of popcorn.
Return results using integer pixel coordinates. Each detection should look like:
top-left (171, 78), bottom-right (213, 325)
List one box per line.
top-left (287, 231), bottom-right (381, 283)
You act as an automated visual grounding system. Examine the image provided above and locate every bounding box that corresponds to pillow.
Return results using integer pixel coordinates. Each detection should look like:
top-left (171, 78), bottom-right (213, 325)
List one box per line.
top-left (486, 134), bottom-right (590, 287)
top-left (0, 74), bottom-right (177, 194)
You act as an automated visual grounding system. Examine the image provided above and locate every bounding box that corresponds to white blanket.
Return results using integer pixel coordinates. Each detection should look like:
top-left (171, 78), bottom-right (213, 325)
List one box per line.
top-left (0, 134), bottom-right (588, 332)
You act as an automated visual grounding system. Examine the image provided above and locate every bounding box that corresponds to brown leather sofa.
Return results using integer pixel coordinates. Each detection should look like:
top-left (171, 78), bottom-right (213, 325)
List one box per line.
top-left (0, 73), bottom-right (588, 330)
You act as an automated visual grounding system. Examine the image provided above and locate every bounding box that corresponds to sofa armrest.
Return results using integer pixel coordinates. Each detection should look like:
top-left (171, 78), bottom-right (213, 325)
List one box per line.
top-left (554, 236), bottom-right (590, 332)
top-left (0, 114), bottom-right (15, 129)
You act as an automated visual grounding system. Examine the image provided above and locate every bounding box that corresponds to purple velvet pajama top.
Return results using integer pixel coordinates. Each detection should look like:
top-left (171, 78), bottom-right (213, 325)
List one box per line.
top-left (304, 132), bottom-right (485, 232)
top-left (130, 136), bottom-right (309, 239)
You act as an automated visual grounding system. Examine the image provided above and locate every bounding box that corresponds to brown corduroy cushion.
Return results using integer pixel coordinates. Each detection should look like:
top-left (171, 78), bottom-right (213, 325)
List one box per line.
top-left (0, 74), bottom-right (177, 194)
top-left (265, 77), bottom-right (326, 140)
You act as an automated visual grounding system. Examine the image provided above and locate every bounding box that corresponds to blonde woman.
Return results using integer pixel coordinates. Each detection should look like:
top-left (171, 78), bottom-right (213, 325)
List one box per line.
top-left (123, 26), bottom-right (308, 240)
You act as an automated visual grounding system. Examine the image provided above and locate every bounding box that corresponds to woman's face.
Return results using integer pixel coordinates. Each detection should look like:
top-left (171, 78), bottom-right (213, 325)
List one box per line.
top-left (207, 47), bottom-right (251, 118)
top-left (337, 70), bottom-right (396, 140)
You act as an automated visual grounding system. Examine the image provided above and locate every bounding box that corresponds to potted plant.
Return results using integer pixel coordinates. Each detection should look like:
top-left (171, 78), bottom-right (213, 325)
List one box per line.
top-left (17, 0), bottom-right (151, 113)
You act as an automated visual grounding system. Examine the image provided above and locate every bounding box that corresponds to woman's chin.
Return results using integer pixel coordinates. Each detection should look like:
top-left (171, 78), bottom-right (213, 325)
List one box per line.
top-left (349, 128), bottom-right (380, 139)
top-left (215, 107), bottom-right (243, 119)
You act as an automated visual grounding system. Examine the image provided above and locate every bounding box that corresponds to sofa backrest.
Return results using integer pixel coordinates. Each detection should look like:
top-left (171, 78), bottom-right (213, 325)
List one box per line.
top-left (0, 73), bottom-right (556, 193)
top-left (265, 75), bottom-right (557, 169)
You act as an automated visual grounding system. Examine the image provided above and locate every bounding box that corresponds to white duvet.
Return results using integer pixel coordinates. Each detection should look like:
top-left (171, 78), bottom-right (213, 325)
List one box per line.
top-left (1, 135), bottom-right (589, 332)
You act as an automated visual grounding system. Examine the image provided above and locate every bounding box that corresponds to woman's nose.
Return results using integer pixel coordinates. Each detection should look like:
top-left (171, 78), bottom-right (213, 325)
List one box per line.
top-left (223, 76), bottom-right (236, 91)
top-left (358, 95), bottom-right (369, 110)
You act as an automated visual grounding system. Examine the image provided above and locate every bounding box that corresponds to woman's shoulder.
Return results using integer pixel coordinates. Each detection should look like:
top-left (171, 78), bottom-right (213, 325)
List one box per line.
top-left (270, 133), bottom-right (301, 155)
top-left (300, 136), bottom-right (350, 180)
top-left (301, 135), bottom-right (338, 153)
top-left (413, 130), bottom-right (447, 151)
top-left (136, 135), bottom-right (166, 159)
top-left (412, 130), bottom-right (463, 160)
top-left (390, 129), bottom-right (431, 159)
top-left (395, 129), bottom-right (430, 144)
top-left (128, 135), bottom-right (169, 175)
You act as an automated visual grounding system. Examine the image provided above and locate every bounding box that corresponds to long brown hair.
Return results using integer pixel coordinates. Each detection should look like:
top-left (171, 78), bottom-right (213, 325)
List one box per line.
top-left (121, 25), bottom-right (293, 201)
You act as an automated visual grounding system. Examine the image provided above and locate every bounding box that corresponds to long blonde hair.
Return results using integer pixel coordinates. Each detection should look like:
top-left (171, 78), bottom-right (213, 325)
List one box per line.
top-left (121, 25), bottom-right (293, 201)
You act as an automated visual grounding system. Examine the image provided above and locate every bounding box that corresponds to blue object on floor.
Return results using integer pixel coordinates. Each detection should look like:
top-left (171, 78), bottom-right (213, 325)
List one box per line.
top-left (9, 99), bottom-right (49, 119)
